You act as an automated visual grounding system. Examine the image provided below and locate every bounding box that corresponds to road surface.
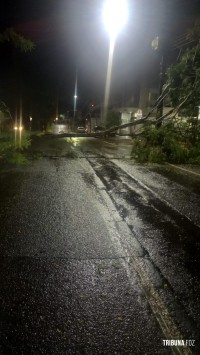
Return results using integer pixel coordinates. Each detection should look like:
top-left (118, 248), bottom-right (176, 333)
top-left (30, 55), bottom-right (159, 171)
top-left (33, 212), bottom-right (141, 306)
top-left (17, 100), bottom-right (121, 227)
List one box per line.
top-left (0, 135), bottom-right (199, 354)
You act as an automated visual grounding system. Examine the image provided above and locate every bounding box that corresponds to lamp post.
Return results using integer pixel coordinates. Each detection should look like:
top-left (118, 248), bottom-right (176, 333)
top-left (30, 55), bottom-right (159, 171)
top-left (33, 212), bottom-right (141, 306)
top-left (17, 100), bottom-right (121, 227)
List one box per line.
top-left (74, 95), bottom-right (78, 118)
top-left (151, 36), bottom-right (167, 124)
top-left (73, 70), bottom-right (78, 131)
top-left (19, 97), bottom-right (23, 149)
top-left (102, 0), bottom-right (128, 122)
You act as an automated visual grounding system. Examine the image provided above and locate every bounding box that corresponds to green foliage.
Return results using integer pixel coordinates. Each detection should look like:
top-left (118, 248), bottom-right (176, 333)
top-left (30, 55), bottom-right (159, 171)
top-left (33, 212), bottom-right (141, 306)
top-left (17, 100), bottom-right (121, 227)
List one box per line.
top-left (46, 123), bottom-right (52, 133)
top-left (131, 123), bottom-right (200, 164)
top-left (106, 110), bottom-right (121, 129)
top-left (148, 147), bottom-right (166, 163)
top-left (0, 100), bottom-right (10, 113)
top-left (0, 131), bottom-right (31, 164)
top-left (188, 144), bottom-right (200, 164)
top-left (166, 42), bottom-right (200, 116)
top-left (0, 28), bottom-right (35, 52)
top-left (131, 138), bottom-right (150, 163)
top-left (20, 132), bottom-right (32, 150)
top-left (6, 151), bottom-right (28, 165)
top-left (131, 137), bottom-right (166, 163)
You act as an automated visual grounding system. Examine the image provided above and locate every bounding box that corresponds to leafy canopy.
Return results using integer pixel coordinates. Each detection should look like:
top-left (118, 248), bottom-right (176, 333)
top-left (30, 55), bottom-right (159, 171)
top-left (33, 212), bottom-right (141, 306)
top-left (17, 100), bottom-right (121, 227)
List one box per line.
top-left (166, 19), bottom-right (200, 117)
top-left (0, 28), bottom-right (35, 52)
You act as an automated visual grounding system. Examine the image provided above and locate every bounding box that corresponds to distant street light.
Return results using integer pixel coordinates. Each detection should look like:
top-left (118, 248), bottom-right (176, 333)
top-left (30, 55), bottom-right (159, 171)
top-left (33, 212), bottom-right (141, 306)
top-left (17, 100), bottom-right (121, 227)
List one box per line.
top-left (30, 116), bottom-right (32, 131)
top-left (19, 98), bottom-right (23, 148)
top-left (73, 71), bottom-right (78, 133)
top-left (102, 0), bottom-right (128, 121)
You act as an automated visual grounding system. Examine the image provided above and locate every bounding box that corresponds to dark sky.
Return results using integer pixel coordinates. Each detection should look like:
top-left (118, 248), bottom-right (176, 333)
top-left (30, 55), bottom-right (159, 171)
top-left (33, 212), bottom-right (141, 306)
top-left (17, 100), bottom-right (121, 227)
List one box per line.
top-left (1, 0), bottom-right (200, 121)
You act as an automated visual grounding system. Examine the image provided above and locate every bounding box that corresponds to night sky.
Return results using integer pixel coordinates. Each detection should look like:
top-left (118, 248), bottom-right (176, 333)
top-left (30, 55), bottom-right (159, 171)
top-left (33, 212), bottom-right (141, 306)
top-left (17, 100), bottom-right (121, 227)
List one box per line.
top-left (0, 0), bottom-right (200, 124)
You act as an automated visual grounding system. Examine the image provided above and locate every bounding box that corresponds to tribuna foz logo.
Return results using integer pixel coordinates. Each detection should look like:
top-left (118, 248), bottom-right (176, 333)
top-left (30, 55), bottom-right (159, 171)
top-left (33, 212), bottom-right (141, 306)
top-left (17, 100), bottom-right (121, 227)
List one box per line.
top-left (163, 340), bottom-right (195, 347)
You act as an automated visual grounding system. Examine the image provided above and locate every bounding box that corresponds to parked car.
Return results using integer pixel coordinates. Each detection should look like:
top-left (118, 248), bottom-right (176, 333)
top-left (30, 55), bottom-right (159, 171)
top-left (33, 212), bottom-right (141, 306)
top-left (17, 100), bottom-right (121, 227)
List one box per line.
top-left (77, 126), bottom-right (86, 133)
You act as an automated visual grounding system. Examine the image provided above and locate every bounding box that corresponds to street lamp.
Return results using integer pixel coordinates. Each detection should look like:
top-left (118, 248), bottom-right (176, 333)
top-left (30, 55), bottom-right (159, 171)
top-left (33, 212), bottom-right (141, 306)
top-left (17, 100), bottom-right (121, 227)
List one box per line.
top-left (103, 0), bottom-right (128, 41)
top-left (102, 0), bottom-right (128, 121)
top-left (73, 70), bottom-right (78, 132)
top-left (29, 116), bottom-right (32, 131)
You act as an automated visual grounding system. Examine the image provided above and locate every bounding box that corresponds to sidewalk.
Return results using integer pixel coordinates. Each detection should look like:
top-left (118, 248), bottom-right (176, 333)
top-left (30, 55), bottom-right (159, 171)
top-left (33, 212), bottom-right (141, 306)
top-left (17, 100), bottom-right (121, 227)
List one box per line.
top-left (166, 163), bottom-right (200, 177)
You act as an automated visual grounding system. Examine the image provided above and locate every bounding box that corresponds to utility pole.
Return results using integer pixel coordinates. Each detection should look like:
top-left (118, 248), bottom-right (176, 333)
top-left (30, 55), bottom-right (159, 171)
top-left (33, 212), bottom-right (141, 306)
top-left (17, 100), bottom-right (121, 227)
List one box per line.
top-left (152, 36), bottom-right (166, 126)
top-left (73, 70), bottom-right (78, 131)
top-left (157, 54), bottom-right (166, 122)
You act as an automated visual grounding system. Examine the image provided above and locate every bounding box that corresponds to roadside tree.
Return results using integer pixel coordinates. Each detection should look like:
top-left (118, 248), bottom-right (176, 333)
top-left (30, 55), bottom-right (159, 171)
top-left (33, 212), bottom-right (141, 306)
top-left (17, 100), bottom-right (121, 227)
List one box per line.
top-left (0, 28), bottom-right (34, 52)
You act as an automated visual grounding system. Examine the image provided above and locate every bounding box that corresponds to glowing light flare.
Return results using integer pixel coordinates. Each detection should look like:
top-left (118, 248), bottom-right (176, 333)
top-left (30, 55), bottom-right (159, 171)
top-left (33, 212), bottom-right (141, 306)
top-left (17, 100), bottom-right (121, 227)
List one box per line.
top-left (103, 0), bottom-right (128, 39)
top-left (103, 39), bottom-right (115, 120)
top-left (13, 126), bottom-right (23, 131)
top-left (73, 71), bottom-right (78, 119)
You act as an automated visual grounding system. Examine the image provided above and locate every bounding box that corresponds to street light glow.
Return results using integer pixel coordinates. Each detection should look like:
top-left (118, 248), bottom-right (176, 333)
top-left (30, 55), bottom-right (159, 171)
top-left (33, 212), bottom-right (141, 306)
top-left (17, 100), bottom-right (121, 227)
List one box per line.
top-left (74, 71), bottom-right (78, 120)
top-left (103, 0), bottom-right (128, 39)
top-left (102, 0), bottom-right (128, 121)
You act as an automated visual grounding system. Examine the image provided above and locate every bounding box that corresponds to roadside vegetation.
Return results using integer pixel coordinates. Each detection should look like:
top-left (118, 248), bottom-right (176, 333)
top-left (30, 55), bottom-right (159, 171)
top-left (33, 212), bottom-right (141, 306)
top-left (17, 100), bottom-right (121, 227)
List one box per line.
top-left (0, 28), bottom-right (35, 165)
top-left (131, 121), bottom-right (200, 164)
top-left (0, 27), bottom-right (34, 52)
top-left (0, 132), bottom-right (78, 165)
top-left (0, 131), bottom-right (31, 165)
top-left (131, 20), bottom-right (200, 164)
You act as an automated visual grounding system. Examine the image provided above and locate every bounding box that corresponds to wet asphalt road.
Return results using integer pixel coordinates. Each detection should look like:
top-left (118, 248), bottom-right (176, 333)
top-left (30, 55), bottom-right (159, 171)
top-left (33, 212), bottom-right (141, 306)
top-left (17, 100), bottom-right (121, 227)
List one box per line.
top-left (0, 135), bottom-right (200, 354)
